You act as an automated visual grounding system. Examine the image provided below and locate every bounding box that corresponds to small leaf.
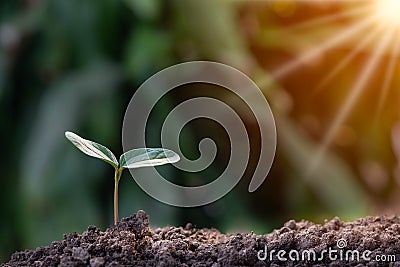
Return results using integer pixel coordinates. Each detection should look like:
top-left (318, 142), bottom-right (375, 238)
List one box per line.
top-left (65, 131), bottom-right (119, 168)
top-left (119, 148), bottom-right (180, 169)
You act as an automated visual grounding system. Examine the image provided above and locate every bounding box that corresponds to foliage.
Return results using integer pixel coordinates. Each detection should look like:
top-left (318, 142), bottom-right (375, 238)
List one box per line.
top-left (65, 131), bottom-right (180, 224)
top-left (2, 0), bottom-right (394, 263)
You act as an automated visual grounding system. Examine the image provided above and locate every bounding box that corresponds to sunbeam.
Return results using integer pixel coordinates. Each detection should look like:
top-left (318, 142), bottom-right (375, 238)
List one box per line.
top-left (314, 23), bottom-right (383, 91)
top-left (308, 25), bottom-right (396, 174)
top-left (236, 0), bottom-right (369, 2)
top-left (271, 14), bottom-right (378, 80)
top-left (374, 33), bottom-right (400, 123)
top-left (242, 0), bottom-right (400, 178)
top-left (373, 0), bottom-right (400, 28)
top-left (283, 5), bottom-right (372, 33)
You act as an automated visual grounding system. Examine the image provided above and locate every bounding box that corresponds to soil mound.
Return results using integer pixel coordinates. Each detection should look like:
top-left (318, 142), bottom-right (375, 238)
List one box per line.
top-left (2, 211), bottom-right (400, 266)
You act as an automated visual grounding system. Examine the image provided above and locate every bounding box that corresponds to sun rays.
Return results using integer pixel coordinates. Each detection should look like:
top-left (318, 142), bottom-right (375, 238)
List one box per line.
top-left (247, 0), bottom-right (400, 173)
top-left (310, 25), bottom-right (395, 172)
top-left (375, 32), bottom-right (400, 123)
top-left (313, 23), bottom-right (383, 92)
top-left (374, 0), bottom-right (400, 28)
top-left (270, 13), bottom-right (379, 80)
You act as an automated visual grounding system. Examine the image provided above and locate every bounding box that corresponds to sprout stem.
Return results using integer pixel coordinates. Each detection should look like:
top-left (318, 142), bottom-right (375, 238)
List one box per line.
top-left (113, 168), bottom-right (123, 225)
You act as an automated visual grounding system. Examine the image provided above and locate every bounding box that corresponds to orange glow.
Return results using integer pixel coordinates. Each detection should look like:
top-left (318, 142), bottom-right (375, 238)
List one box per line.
top-left (375, 0), bottom-right (400, 28)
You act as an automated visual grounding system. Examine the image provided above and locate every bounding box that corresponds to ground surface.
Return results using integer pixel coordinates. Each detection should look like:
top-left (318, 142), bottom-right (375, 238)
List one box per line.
top-left (2, 210), bottom-right (400, 266)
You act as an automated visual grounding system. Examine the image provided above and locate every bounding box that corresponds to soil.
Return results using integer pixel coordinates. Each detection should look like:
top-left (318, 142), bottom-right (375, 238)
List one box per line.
top-left (2, 211), bottom-right (400, 267)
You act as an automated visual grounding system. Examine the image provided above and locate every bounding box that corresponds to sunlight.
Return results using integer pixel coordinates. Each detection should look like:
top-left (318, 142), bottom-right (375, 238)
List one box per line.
top-left (308, 26), bottom-right (395, 174)
top-left (375, 32), bottom-right (400, 124)
top-left (374, 0), bottom-right (400, 28)
top-left (271, 15), bottom-right (377, 79)
top-left (284, 6), bottom-right (371, 33)
top-left (314, 23), bottom-right (384, 91)
top-left (246, 0), bottom-right (400, 176)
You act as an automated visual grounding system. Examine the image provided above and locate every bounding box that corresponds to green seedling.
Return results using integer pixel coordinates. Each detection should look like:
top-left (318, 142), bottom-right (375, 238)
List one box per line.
top-left (65, 131), bottom-right (180, 225)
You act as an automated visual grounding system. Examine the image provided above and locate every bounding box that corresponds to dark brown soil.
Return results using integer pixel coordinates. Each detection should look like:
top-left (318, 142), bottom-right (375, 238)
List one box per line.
top-left (2, 211), bottom-right (400, 266)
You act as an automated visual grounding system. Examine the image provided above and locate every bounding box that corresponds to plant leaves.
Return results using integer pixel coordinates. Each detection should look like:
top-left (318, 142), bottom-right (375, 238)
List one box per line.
top-left (65, 131), bottom-right (119, 168)
top-left (119, 148), bottom-right (180, 169)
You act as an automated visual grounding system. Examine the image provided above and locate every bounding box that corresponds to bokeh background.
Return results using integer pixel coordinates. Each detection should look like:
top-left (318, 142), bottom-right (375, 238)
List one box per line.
top-left (1, 0), bottom-right (400, 262)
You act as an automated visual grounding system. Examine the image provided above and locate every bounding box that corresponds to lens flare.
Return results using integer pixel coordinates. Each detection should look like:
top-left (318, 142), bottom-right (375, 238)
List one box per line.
top-left (375, 0), bottom-right (400, 28)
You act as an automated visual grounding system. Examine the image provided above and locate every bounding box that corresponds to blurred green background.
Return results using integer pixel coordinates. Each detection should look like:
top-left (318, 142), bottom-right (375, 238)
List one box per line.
top-left (1, 0), bottom-right (400, 262)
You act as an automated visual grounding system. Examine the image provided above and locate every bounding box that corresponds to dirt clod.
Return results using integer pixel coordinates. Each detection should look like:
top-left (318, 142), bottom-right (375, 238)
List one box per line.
top-left (2, 211), bottom-right (400, 266)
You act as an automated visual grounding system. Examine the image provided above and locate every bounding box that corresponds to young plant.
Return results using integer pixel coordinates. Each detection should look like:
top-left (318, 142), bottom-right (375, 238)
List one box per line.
top-left (65, 131), bottom-right (180, 225)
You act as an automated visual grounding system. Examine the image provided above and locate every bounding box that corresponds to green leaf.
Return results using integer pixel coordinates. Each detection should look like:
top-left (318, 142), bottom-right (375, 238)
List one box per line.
top-left (119, 148), bottom-right (180, 169)
top-left (65, 131), bottom-right (118, 168)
